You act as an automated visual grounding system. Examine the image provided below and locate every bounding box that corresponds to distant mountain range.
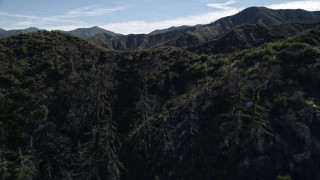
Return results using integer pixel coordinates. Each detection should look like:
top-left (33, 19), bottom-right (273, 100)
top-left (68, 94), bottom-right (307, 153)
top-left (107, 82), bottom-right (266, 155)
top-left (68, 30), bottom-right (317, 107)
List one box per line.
top-left (89, 7), bottom-right (320, 51)
top-left (1, 7), bottom-right (320, 51)
top-left (0, 26), bottom-right (120, 39)
top-left (0, 27), bottom-right (42, 38)
top-left (0, 28), bottom-right (6, 33)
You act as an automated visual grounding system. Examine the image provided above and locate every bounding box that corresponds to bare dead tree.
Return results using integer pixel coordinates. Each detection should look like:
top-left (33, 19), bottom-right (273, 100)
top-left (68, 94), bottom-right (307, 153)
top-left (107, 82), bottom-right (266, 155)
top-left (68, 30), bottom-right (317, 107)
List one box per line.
top-left (63, 64), bottom-right (123, 180)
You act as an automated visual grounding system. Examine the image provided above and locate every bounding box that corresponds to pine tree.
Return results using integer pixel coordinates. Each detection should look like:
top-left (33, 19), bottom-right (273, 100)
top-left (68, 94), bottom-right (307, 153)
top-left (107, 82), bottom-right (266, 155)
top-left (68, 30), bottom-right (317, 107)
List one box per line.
top-left (250, 86), bottom-right (272, 137)
top-left (0, 150), bottom-right (12, 180)
top-left (132, 84), bottom-right (158, 159)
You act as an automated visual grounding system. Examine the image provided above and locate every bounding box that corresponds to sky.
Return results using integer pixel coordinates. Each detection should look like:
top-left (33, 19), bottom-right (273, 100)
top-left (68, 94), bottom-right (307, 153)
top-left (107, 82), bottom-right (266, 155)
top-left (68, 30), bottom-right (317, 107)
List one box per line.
top-left (0, 0), bottom-right (320, 34)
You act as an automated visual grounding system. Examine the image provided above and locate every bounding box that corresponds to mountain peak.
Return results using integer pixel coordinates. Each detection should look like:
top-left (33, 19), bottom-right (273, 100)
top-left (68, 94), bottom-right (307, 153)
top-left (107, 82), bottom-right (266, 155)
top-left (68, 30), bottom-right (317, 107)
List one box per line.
top-left (75, 26), bottom-right (102, 30)
top-left (25, 27), bottom-right (40, 32)
top-left (91, 26), bottom-right (102, 29)
top-left (236, 6), bottom-right (271, 17)
top-left (67, 26), bottom-right (120, 39)
top-left (243, 6), bottom-right (269, 11)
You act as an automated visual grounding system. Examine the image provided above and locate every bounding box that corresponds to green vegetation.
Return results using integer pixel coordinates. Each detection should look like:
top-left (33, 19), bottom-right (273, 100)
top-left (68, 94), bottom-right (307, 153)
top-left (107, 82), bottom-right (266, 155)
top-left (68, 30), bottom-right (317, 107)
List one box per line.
top-left (0, 24), bottom-right (320, 179)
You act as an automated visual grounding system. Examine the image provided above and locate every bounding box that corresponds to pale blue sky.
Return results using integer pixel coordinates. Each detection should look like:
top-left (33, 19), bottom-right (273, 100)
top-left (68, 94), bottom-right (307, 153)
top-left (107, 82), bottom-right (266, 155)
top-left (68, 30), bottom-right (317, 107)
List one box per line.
top-left (0, 0), bottom-right (319, 34)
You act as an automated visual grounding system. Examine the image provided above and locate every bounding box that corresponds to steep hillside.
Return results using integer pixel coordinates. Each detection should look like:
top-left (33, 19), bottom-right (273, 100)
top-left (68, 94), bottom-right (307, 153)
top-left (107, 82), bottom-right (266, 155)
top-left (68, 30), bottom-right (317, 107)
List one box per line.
top-left (188, 23), bottom-right (319, 54)
top-left (1, 25), bottom-right (320, 179)
top-left (0, 31), bottom-right (120, 179)
top-left (90, 7), bottom-right (320, 51)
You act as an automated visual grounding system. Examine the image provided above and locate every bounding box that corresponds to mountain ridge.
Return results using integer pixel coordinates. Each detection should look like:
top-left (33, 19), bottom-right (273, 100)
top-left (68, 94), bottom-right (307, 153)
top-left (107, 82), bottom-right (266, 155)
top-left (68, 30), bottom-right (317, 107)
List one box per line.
top-left (89, 7), bottom-right (320, 51)
top-left (149, 25), bottom-right (193, 35)
top-left (188, 22), bottom-right (320, 54)
top-left (208, 7), bottom-right (320, 29)
top-left (0, 27), bottom-right (41, 38)
top-left (0, 26), bottom-right (120, 39)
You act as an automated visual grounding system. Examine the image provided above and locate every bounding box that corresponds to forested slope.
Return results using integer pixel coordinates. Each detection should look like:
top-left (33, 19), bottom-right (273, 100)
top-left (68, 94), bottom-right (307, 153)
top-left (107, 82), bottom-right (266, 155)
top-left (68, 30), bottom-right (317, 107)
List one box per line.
top-left (0, 26), bottom-right (320, 179)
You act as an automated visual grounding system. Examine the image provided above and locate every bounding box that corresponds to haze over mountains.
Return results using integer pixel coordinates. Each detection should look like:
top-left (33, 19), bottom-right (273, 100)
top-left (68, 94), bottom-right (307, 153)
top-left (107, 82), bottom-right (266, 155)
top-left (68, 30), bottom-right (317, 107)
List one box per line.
top-left (1, 6), bottom-right (320, 180)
